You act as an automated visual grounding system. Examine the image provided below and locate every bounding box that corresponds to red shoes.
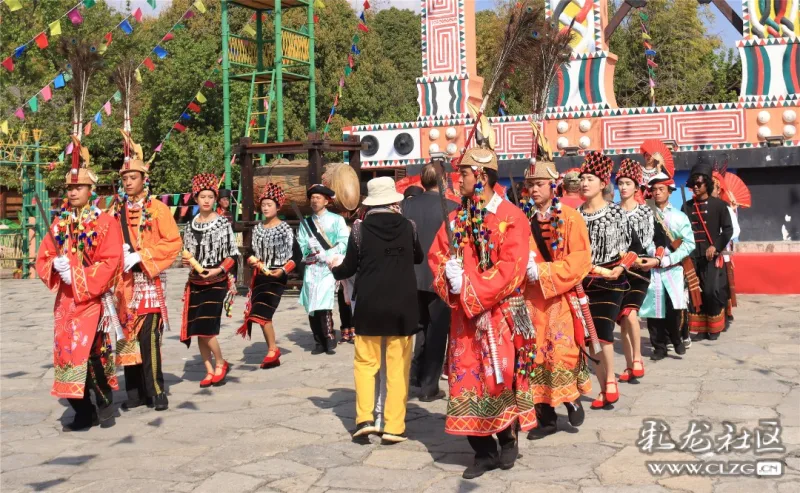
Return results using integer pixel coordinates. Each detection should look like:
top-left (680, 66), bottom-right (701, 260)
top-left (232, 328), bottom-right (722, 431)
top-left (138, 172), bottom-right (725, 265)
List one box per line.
top-left (200, 373), bottom-right (214, 388)
top-left (211, 361), bottom-right (230, 386)
top-left (590, 381), bottom-right (620, 409)
top-left (619, 360), bottom-right (645, 382)
top-left (260, 349), bottom-right (281, 369)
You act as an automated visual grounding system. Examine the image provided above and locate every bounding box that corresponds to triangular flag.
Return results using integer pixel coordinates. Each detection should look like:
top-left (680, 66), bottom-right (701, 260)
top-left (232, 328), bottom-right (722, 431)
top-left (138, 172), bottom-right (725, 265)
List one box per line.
top-left (314, 0), bottom-right (326, 8)
top-left (49, 20), bottom-right (62, 37)
top-left (153, 46), bottom-right (168, 59)
top-left (344, 66), bottom-right (352, 76)
top-left (196, 92), bottom-right (207, 103)
top-left (184, 10), bottom-right (195, 20)
top-left (243, 24), bottom-right (256, 37)
top-left (182, 193), bottom-right (191, 204)
top-left (357, 23), bottom-right (369, 33)
top-left (98, 43), bottom-right (107, 54)
top-left (364, 1), bottom-right (370, 9)
top-left (84, 0), bottom-right (96, 7)
top-left (6, 0), bottom-right (23, 12)
top-left (173, 123), bottom-right (186, 132)
top-left (113, 90), bottom-right (122, 102)
top-left (170, 206), bottom-right (177, 215)
top-left (14, 45), bottom-right (26, 59)
top-left (160, 195), bottom-right (169, 204)
top-left (180, 112), bottom-right (191, 120)
top-left (314, 14), bottom-right (319, 23)
top-left (143, 57), bottom-right (155, 71)
top-left (14, 108), bottom-right (24, 120)
top-left (188, 102), bottom-right (201, 112)
top-left (120, 20), bottom-right (133, 34)
top-left (135, 68), bottom-right (142, 82)
top-left (641, 33), bottom-right (651, 40)
top-left (192, 205), bottom-right (199, 215)
top-left (54, 73), bottom-right (65, 88)
top-left (155, 143), bottom-right (163, 152)
top-left (58, 151), bottom-right (65, 163)
top-left (63, 72), bottom-right (72, 83)
top-left (94, 112), bottom-right (102, 126)
top-left (359, 12), bottom-right (365, 22)
top-left (35, 33), bottom-right (49, 49)
top-left (1, 57), bottom-right (14, 72)
top-left (353, 35), bottom-right (360, 43)
top-left (645, 49), bottom-right (657, 56)
top-left (66, 142), bottom-right (74, 155)
top-left (647, 59), bottom-right (658, 68)
top-left (162, 32), bottom-right (174, 42)
top-left (204, 80), bottom-right (216, 88)
top-left (42, 85), bottom-right (52, 101)
top-left (84, 122), bottom-right (92, 136)
top-left (0, 121), bottom-right (8, 135)
top-left (103, 101), bottom-right (112, 115)
top-left (649, 78), bottom-right (656, 88)
top-left (148, 0), bottom-right (157, 9)
top-left (173, 23), bottom-right (185, 30)
top-left (104, 32), bottom-right (113, 45)
top-left (133, 8), bottom-right (143, 22)
top-left (193, 0), bottom-right (206, 14)
top-left (67, 8), bottom-right (83, 25)
top-left (28, 96), bottom-right (38, 113)
top-left (348, 54), bottom-right (354, 68)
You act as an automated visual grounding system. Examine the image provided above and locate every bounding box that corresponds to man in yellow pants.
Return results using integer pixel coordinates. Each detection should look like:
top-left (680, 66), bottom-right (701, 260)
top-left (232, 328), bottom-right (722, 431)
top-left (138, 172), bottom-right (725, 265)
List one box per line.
top-left (330, 177), bottom-right (424, 443)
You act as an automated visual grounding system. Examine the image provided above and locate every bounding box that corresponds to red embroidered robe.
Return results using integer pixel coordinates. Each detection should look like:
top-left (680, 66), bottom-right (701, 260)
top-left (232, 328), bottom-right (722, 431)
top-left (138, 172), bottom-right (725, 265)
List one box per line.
top-left (35, 210), bottom-right (123, 399)
top-left (429, 195), bottom-right (536, 435)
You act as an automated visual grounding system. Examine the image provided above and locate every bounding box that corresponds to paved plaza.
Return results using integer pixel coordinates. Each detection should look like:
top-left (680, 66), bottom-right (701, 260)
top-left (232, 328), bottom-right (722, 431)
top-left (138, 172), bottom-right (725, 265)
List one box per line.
top-left (1, 278), bottom-right (798, 492)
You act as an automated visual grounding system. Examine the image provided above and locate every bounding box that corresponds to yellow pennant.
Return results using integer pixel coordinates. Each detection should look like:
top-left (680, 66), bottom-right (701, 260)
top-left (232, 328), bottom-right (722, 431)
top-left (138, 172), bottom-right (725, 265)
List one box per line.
top-left (0, 120), bottom-right (8, 135)
top-left (193, 0), bottom-right (206, 14)
top-left (135, 68), bottom-right (142, 83)
top-left (196, 92), bottom-right (207, 104)
top-left (50, 20), bottom-right (62, 37)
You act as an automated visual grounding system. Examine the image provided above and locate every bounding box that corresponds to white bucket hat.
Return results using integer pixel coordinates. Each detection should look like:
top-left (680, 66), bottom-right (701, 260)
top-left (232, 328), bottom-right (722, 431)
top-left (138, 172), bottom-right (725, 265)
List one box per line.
top-left (362, 176), bottom-right (404, 206)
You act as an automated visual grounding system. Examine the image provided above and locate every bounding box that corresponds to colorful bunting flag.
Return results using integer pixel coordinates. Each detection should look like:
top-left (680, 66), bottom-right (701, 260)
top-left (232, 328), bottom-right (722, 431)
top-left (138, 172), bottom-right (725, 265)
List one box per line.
top-left (135, 68), bottom-right (142, 82)
top-left (120, 20), bottom-right (133, 34)
top-left (647, 59), bottom-right (658, 68)
top-left (84, 122), bottom-right (92, 136)
top-left (28, 96), bottom-right (38, 113)
top-left (54, 73), bottom-right (65, 88)
top-left (148, 0), bottom-right (157, 9)
top-left (161, 195), bottom-right (169, 204)
top-left (188, 102), bottom-right (202, 113)
top-left (162, 32), bottom-right (174, 42)
top-left (84, 0), bottom-right (97, 7)
top-left (66, 142), bottom-right (74, 155)
top-left (143, 57), bottom-right (155, 71)
top-left (243, 24), bottom-right (256, 37)
top-left (63, 71), bottom-right (72, 82)
top-left (155, 143), bottom-right (163, 152)
top-left (193, 0), bottom-right (206, 14)
top-left (184, 10), bottom-right (195, 20)
top-left (364, 1), bottom-right (370, 9)
top-left (104, 32), bottom-right (113, 45)
top-left (67, 8), bottom-right (83, 25)
top-left (42, 85), bottom-right (52, 101)
top-left (173, 123), bottom-right (186, 132)
top-left (357, 23), bottom-right (369, 33)
top-left (113, 90), bottom-right (122, 102)
top-left (359, 12), bottom-right (365, 22)
top-left (180, 112), bottom-right (191, 120)
top-left (153, 46), bottom-right (168, 59)
top-left (195, 92), bottom-right (207, 103)
top-left (94, 112), bottom-right (102, 126)
top-left (35, 33), bottom-right (49, 49)
top-left (6, 0), bottom-right (23, 12)
top-left (183, 193), bottom-right (191, 204)
top-left (315, 0), bottom-right (326, 8)
top-left (2, 57), bottom-right (13, 72)
top-left (49, 20), bottom-right (62, 36)
top-left (204, 80), bottom-right (216, 88)
top-left (14, 45), bottom-right (26, 59)
top-left (103, 101), bottom-right (112, 115)
top-left (0, 121), bottom-right (8, 135)
top-left (133, 8), bottom-right (143, 22)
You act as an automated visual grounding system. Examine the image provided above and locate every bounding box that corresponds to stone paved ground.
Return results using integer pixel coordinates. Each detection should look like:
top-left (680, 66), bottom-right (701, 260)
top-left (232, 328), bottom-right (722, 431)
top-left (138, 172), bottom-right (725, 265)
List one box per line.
top-left (1, 278), bottom-right (799, 492)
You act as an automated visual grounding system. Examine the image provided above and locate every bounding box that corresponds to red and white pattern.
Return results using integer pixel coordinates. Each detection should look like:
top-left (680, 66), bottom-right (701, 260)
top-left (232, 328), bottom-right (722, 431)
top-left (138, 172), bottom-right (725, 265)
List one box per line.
top-left (603, 110), bottom-right (745, 149)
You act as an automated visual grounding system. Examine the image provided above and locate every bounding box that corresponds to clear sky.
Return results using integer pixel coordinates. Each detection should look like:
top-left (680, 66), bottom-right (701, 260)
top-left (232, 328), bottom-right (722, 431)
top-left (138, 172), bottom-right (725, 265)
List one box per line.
top-left (123, 0), bottom-right (744, 49)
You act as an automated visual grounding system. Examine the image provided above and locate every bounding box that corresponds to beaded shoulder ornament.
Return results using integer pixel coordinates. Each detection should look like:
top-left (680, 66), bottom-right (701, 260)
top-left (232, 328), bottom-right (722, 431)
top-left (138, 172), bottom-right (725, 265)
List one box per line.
top-left (452, 176), bottom-right (494, 271)
top-left (54, 202), bottom-right (102, 258)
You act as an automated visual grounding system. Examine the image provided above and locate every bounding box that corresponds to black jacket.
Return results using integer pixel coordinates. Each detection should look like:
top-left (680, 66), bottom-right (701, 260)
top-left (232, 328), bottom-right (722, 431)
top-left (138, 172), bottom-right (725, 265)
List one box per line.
top-left (682, 196), bottom-right (733, 257)
top-left (332, 211), bottom-right (424, 337)
top-left (401, 190), bottom-right (459, 292)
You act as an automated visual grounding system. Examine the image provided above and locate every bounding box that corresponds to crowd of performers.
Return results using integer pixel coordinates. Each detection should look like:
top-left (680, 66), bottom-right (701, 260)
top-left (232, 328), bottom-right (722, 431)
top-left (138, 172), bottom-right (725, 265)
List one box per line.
top-left (36, 130), bottom-right (741, 478)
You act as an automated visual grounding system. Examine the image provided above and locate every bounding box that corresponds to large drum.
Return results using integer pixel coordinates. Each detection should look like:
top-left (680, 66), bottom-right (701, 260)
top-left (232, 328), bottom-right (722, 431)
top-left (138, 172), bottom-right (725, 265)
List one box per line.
top-left (253, 159), bottom-right (361, 213)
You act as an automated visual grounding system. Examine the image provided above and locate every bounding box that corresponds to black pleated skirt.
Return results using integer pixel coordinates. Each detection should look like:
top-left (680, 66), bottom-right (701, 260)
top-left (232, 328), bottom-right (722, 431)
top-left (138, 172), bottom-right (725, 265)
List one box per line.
top-left (181, 273), bottom-right (229, 347)
top-left (238, 270), bottom-right (288, 338)
top-left (582, 275), bottom-right (628, 343)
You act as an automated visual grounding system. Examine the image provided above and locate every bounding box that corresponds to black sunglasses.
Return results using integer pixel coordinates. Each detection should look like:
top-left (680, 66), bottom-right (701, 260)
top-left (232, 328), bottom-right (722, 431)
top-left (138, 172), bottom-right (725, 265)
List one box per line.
top-left (689, 180), bottom-right (706, 188)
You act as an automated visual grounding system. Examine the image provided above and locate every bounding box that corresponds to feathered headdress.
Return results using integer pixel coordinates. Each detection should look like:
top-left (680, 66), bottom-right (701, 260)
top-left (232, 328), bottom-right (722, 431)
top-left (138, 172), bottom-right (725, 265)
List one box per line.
top-left (458, 1), bottom-right (544, 164)
top-left (58, 38), bottom-right (103, 141)
top-left (119, 130), bottom-right (151, 175)
top-left (525, 19), bottom-right (574, 118)
top-left (65, 135), bottom-right (97, 186)
top-left (113, 58), bottom-right (148, 174)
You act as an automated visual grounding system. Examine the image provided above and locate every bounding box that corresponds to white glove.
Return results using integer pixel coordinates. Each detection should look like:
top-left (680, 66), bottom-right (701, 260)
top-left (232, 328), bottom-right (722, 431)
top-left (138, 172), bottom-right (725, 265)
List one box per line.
top-left (123, 252), bottom-right (141, 273)
top-left (327, 254), bottom-right (344, 268)
top-left (526, 251), bottom-right (539, 282)
top-left (660, 255), bottom-right (671, 268)
top-left (123, 243), bottom-right (131, 255)
top-left (308, 237), bottom-right (322, 252)
top-left (59, 269), bottom-right (72, 286)
top-left (445, 256), bottom-right (464, 294)
top-left (53, 256), bottom-right (70, 273)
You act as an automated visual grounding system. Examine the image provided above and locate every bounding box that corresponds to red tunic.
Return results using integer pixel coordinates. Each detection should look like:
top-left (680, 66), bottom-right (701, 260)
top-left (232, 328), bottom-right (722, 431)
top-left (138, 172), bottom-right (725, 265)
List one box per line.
top-left (35, 209), bottom-right (123, 399)
top-left (429, 194), bottom-right (536, 435)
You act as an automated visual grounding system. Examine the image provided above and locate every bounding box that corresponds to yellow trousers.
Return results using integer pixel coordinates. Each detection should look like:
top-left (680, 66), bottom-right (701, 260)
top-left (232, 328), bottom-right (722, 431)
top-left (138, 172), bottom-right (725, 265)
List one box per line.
top-left (354, 335), bottom-right (413, 435)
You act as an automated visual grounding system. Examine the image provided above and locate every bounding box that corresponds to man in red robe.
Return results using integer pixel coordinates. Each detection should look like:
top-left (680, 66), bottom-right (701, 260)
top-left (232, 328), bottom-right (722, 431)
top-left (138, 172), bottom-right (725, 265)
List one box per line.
top-left (36, 137), bottom-right (124, 431)
top-left (429, 147), bottom-right (535, 479)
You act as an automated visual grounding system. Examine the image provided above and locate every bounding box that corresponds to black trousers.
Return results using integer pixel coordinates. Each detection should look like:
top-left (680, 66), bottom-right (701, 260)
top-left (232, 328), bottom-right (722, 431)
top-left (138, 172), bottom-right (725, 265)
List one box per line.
top-left (535, 403), bottom-right (558, 429)
top-left (337, 287), bottom-right (353, 330)
top-left (68, 330), bottom-right (114, 420)
top-left (309, 310), bottom-right (337, 351)
top-left (410, 291), bottom-right (450, 397)
top-left (466, 424), bottom-right (516, 459)
top-left (124, 313), bottom-right (166, 401)
top-left (647, 295), bottom-right (685, 355)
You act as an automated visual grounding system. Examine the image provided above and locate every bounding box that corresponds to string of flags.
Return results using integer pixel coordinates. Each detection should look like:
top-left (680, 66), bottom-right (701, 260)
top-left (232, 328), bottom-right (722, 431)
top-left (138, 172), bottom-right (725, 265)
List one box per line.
top-left (323, 0), bottom-right (370, 138)
top-left (28, 0), bottom-right (208, 165)
top-left (1, 0), bottom-right (157, 73)
top-left (639, 9), bottom-right (657, 107)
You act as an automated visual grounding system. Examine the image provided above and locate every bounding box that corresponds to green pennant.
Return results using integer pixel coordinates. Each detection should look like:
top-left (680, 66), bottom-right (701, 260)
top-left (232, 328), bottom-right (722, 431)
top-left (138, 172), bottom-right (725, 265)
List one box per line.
top-left (148, 0), bottom-right (157, 8)
top-left (58, 152), bottom-right (65, 163)
top-left (113, 90), bottom-right (122, 102)
top-left (344, 66), bottom-right (352, 76)
top-left (29, 96), bottom-right (39, 112)
top-left (324, 123), bottom-right (330, 133)
top-left (639, 12), bottom-right (648, 22)
top-left (353, 35), bottom-right (360, 43)
top-left (63, 71), bottom-right (73, 83)
top-left (83, 0), bottom-right (96, 7)
top-left (174, 23), bottom-right (186, 30)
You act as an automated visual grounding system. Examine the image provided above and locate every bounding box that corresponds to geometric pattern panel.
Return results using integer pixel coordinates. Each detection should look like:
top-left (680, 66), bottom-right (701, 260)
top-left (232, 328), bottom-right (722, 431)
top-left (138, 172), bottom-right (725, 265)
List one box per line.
top-left (671, 111), bottom-right (745, 145)
top-left (421, 0), bottom-right (467, 77)
top-left (603, 115), bottom-right (669, 149)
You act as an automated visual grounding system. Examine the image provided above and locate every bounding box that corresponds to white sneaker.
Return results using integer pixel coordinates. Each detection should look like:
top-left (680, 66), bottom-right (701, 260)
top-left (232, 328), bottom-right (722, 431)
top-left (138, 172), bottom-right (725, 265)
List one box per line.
top-left (666, 344), bottom-right (674, 352)
top-left (683, 338), bottom-right (692, 349)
